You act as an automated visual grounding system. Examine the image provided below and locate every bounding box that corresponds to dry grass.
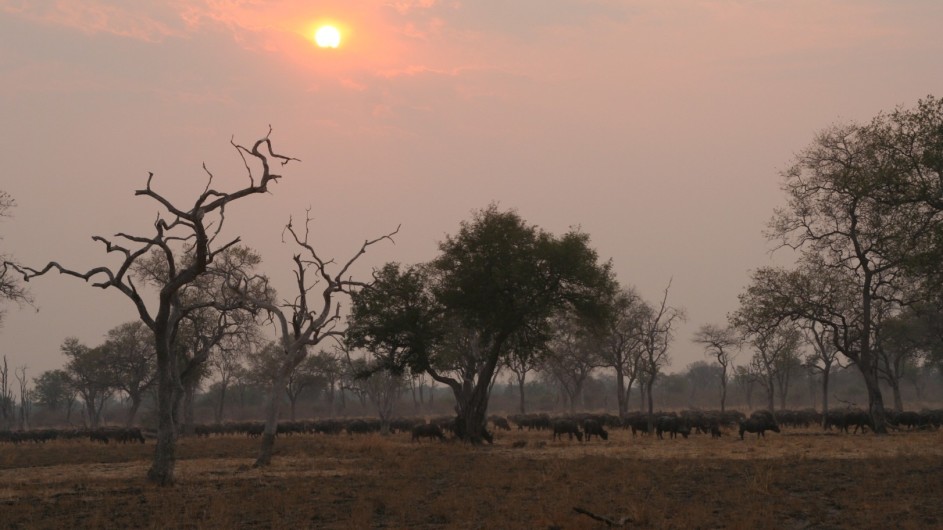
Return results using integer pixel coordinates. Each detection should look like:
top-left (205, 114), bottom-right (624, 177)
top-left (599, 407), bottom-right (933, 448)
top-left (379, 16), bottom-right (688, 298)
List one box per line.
top-left (1, 427), bottom-right (942, 529)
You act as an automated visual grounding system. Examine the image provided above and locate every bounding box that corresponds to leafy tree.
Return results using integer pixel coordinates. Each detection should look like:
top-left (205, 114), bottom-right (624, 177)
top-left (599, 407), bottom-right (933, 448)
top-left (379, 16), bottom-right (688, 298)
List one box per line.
top-left (750, 98), bottom-right (943, 432)
top-left (102, 321), bottom-right (156, 427)
top-left (209, 331), bottom-right (255, 424)
top-left (503, 324), bottom-right (551, 416)
top-left (596, 287), bottom-right (648, 418)
top-left (875, 306), bottom-right (933, 411)
top-left (731, 304), bottom-right (802, 416)
top-left (344, 351), bottom-right (405, 434)
top-left (61, 338), bottom-right (115, 428)
top-left (541, 314), bottom-right (601, 412)
top-left (802, 322), bottom-right (843, 426)
top-left (133, 244), bottom-right (266, 434)
top-left (33, 369), bottom-right (78, 423)
top-left (310, 348), bottom-right (344, 417)
top-left (682, 361), bottom-right (722, 408)
top-left (349, 205), bottom-right (612, 443)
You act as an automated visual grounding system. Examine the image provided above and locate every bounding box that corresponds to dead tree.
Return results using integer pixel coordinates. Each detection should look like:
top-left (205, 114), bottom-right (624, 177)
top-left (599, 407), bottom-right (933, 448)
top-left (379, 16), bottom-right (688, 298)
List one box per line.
top-left (5, 131), bottom-right (294, 486)
top-left (639, 281), bottom-right (685, 431)
top-left (232, 210), bottom-right (396, 467)
top-left (693, 323), bottom-right (740, 413)
top-left (14, 366), bottom-right (30, 431)
top-left (0, 356), bottom-right (12, 429)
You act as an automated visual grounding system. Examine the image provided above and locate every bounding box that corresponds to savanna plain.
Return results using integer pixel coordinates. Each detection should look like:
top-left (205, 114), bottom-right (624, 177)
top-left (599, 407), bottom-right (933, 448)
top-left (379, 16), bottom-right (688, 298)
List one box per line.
top-left (1, 426), bottom-right (942, 529)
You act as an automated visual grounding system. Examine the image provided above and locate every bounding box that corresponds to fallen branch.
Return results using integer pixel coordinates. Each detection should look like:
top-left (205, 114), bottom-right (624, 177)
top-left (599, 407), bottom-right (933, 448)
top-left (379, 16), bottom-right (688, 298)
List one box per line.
top-left (573, 507), bottom-right (632, 527)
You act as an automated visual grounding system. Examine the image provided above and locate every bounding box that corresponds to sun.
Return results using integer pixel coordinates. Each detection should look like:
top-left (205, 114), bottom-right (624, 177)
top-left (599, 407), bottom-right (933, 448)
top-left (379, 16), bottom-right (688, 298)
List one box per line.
top-left (314, 25), bottom-right (341, 48)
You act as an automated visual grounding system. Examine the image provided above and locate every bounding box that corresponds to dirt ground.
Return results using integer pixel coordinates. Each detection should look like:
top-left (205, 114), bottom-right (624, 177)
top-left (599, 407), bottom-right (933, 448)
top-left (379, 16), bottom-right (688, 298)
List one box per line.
top-left (1, 427), bottom-right (941, 529)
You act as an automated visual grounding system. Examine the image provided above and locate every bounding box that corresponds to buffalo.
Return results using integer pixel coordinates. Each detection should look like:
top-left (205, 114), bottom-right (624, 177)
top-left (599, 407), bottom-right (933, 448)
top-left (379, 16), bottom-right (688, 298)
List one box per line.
top-left (582, 419), bottom-right (609, 441)
top-left (489, 416), bottom-right (512, 431)
top-left (739, 411), bottom-right (780, 439)
top-left (552, 419), bottom-right (583, 442)
top-left (655, 416), bottom-right (691, 439)
top-left (411, 423), bottom-right (446, 442)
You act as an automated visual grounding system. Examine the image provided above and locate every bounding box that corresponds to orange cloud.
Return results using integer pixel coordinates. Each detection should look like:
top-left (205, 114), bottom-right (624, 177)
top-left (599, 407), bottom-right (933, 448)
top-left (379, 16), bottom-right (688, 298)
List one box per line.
top-left (0, 0), bottom-right (184, 42)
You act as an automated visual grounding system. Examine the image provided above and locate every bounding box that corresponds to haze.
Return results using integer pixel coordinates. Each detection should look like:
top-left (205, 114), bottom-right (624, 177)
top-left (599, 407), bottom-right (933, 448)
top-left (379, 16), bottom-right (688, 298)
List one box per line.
top-left (2, 0), bottom-right (942, 375)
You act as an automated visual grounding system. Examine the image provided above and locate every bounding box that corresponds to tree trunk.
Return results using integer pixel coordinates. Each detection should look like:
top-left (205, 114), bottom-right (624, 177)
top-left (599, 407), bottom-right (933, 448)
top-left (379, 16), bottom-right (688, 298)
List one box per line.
top-left (821, 368), bottom-right (831, 429)
top-left (181, 382), bottom-right (196, 436)
top-left (441, 353), bottom-right (500, 445)
top-left (638, 380), bottom-right (646, 412)
top-left (719, 371), bottom-right (727, 413)
top-left (646, 374), bottom-right (655, 432)
top-left (289, 395), bottom-right (297, 422)
top-left (326, 382), bottom-right (335, 418)
top-left (859, 363), bottom-right (889, 433)
top-left (517, 372), bottom-right (527, 415)
top-left (766, 377), bottom-right (776, 416)
top-left (410, 378), bottom-right (419, 412)
top-left (147, 341), bottom-right (178, 487)
top-left (858, 275), bottom-right (888, 434)
top-left (126, 394), bottom-right (142, 428)
top-left (615, 370), bottom-right (626, 418)
top-left (256, 363), bottom-right (291, 467)
top-left (84, 397), bottom-right (98, 429)
top-left (215, 382), bottom-right (228, 424)
top-left (889, 378), bottom-right (904, 412)
top-left (456, 387), bottom-right (492, 445)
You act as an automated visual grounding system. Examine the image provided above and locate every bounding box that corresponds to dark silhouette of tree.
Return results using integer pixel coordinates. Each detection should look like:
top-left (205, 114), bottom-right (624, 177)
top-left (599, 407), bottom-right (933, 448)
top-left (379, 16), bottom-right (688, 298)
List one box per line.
top-left (802, 322), bottom-right (842, 427)
top-left (310, 348), bottom-right (344, 417)
top-left (692, 323), bottom-right (739, 412)
top-left (348, 205), bottom-right (612, 443)
top-left (0, 356), bottom-right (13, 429)
top-left (639, 281), bottom-right (685, 430)
top-left (756, 97), bottom-right (943, 432)
top-left (875, 307), bottom-right (932, 411)
top-left (60, 338), bottom-right (115, 428)
top-left (597, 287), bottom-right (647, 418)
top-left (102, 321), bottom-right (156, 427)
top-left (229, 210), bottom-right (396, 467)
top-left (6, 132), bottom-right (294, 485)
top-left (32, 369), bottom-right (77, 423)
top-left (542, 314), bottom-right (601, 412)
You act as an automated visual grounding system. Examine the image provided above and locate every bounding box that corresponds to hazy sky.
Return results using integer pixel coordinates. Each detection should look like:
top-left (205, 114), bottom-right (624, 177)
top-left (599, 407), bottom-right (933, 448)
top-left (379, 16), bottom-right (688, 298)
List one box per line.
top-left (2, 1), bottom-right (942, 378)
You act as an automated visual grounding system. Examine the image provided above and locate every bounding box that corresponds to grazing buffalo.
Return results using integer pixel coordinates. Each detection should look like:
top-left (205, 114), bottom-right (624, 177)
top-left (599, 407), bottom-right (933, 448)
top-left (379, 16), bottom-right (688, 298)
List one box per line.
top-left (246, 423), bottom-right (265, 438)
top-left (116, 428), bottom-right (145, 444)
top-left (709, 422), bottom-right (722, 438)
top-left (844, 411), bottom-right (872, 434)
top-left (891, 411), bottom-right (928, 431)
top-left (552, 419), bottom-right (583, 442)
top-left (411, 423), bottom-right (446, 442)
top-left (489, 416), bottom-right (512, 431)
top-left (624, 416), bottom-right (652, 436)
top-left (825, 410), bottom-right (871, 434)
top-left (739, 411), bottom-right (780, 439)
top-left (655, 416), bottom-right (691, 439)
top-left (582, 419), bottom-right (609, 441)
top-left (346, 419), bottom-right (381, 435)
top-left (511, 414), bottom-right (552, 431)
top-left (89, 430), bottom-right (110, 444)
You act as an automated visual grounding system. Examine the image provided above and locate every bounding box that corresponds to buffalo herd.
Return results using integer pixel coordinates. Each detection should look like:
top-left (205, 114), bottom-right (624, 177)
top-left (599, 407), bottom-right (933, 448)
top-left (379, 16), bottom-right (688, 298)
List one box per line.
top-left (1, 408), bottom-right (941, 446)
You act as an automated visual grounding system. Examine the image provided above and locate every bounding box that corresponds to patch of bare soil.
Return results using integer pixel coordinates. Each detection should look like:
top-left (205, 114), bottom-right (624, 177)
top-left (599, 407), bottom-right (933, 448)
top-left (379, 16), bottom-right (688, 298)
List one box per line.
top-left (1, 428), bottom-right (941, 529)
